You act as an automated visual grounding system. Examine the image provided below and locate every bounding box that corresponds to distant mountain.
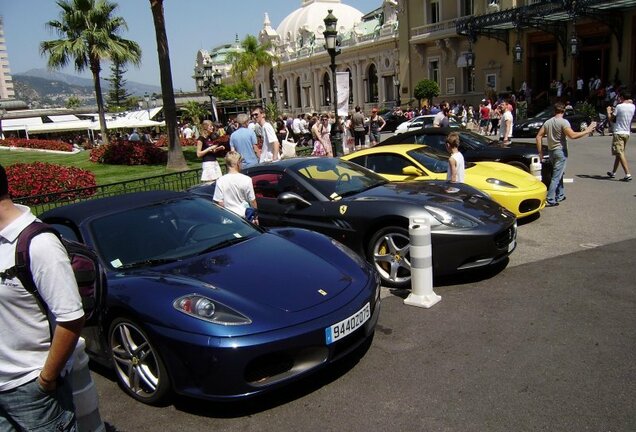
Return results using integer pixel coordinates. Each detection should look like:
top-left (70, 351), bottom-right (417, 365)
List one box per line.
top-left (17, 68), bottom-right (162, 96)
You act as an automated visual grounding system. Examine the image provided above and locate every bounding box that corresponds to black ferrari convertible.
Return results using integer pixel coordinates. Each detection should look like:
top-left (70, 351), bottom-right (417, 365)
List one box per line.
top-left (190, 158), bottom-right (517, 289)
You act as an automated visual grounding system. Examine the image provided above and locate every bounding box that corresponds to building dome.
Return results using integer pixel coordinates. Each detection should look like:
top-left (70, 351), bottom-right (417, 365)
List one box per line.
top-left (276, 0), bottom-right (363, 47)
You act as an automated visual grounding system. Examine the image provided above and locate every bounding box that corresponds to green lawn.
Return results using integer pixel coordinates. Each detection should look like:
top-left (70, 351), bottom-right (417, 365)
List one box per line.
top-left (0, 146), bottom-right (204, 185)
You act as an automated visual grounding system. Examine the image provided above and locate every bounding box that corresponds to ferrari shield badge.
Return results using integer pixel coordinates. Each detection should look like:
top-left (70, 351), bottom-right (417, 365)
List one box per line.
top-left (339, 205), bottom-right (348, 215)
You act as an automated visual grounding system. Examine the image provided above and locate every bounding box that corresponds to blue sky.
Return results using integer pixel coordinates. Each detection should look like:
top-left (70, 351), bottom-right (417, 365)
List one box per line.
top-left (1, 0), bottom-right (380, 92)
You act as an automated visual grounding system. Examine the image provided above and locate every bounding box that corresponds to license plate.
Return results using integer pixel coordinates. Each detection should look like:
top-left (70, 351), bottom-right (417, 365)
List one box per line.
top-left (523, 127), bottom-right (529, 131)
top-left (508, 239), bottom-right (516, 252)
top-left (325, 303), bottom-right (371, 345)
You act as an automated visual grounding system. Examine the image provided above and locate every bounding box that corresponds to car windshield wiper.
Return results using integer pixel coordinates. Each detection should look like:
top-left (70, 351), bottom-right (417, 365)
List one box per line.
top-left (196, 237), bottom-right (249, 255)
top-left (118, 258), bottom-right (180, 270)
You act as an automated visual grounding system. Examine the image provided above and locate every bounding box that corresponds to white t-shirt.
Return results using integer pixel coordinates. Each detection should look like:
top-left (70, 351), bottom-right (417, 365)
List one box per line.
top-left (0, 205), bottom-right (84, 391)
top-left (213, 172), bottom-right (256, 217)
top-left (500, 110), bottom-right (514, 139)
top-left (447, 151), bottom-right (465, 183)
top-left (259, 122), bottom-right (279, 163)
top-left (613, 101), bottom-right (635, 135)
top-left (291, 118), bottom-right (302, 134)
top-left (433, 111), bottom-right (445, 127)
top-left (182, 126), bottom-right (194, 139)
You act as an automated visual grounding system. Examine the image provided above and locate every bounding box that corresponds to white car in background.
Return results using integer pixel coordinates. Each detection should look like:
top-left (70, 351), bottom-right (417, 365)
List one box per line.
top-left (394, 115), bottom-right (460, 135)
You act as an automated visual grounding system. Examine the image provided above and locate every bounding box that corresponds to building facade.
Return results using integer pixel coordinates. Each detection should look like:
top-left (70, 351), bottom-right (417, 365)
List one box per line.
top-left (400, 0), bottom-right (636, 108)
top-left (0, 16), bottom-right (15, 101)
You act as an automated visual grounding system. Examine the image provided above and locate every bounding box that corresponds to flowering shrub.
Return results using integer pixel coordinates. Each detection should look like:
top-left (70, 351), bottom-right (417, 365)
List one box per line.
top-left (154, 136), bottom-right (197, 147)
top-left (0, 138), bottom-right (73, 152)
top-left (90, 140), bottom-right (167, 165)
top-left (6, 162), bottom-right (97, 202)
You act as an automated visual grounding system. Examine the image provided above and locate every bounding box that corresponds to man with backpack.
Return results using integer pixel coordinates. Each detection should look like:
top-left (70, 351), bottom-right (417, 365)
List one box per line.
top-left (0, 164), bottom-right (85, 431)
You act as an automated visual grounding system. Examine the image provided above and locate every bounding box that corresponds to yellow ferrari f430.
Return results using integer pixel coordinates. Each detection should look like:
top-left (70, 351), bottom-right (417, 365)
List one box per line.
top-left (342, 144), bottom-right (547, 218)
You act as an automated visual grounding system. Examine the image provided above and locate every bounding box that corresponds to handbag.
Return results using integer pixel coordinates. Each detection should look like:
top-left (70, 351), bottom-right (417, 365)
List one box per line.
top-left (281, 131), bottom-right (297, 159)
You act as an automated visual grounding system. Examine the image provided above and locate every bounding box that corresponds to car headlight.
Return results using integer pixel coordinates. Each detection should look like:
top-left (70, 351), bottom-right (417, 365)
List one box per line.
top-left (424, 205), bottom-right (478, 228)
top-left (331, 239), bottom-right (368, 268)
top-left (528, 122), bottom-right (543, 128)
top-left (174, 294), bottom-right (251, 325)
top-left (486, 178), bottom-right (518, 188)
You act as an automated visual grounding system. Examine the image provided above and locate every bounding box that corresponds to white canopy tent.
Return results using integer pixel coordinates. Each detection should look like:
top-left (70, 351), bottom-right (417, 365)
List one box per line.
top-left (1, 107), bottom-right (165, 139)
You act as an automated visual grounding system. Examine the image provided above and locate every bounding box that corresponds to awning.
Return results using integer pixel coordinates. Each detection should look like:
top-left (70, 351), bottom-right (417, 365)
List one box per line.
top-left (2, 117), bottom-right (43, 132)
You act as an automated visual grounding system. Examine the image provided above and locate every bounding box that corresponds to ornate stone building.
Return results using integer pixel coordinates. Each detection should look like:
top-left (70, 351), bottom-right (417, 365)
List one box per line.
top-left (399, 0), bottom-right (636, 107)
top-left (254, 0), bottom-right (401, 115)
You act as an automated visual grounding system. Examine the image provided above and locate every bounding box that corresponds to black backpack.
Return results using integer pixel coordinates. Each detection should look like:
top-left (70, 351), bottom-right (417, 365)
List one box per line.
top-left (0, 221), bottom-right (100, 321)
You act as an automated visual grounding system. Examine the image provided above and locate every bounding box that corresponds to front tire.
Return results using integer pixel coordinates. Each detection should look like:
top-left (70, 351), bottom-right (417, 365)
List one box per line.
top-left (367, 226), bottom-right (411, 289)
top-left (109, 318), bottom-right (170, 405)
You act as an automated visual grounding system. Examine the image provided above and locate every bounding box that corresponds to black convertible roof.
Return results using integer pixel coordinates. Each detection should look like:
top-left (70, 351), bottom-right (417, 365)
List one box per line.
top-left (40, 190), bottom-right (188, 225)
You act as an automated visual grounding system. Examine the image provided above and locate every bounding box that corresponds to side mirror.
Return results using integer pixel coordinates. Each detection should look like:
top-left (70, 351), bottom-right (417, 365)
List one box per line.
top-left (277, 191), bottom-right (311, 208)
top-left (402, 166), bottom-right (423, 176)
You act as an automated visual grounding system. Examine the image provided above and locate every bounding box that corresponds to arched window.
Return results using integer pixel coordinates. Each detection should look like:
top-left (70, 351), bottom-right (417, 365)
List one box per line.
top-left (368, 64), bottom-right (379, 103)
top-left (323, 72), bottom-right (331, 106)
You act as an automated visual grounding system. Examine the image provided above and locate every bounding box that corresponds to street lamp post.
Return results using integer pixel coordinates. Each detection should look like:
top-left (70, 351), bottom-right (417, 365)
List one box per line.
top-left (323, 9), bottom-right (341, 157)
top-left (200, 65), bottom-right (223, 121)
top-left (393, 76), bottom-right (401, 107)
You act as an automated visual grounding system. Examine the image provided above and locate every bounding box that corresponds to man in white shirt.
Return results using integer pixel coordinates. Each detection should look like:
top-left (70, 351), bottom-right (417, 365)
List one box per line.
top-left (499, 99), bottom-right (514, 144)
top-left (251, 107), bottom-right (280, 163)
top-left (212, 151), bottom-right (258, 222)
top-left (0, 165), bottom-right (84, 431)
top-left (181, 123), bottom-right (194, 140)
top-left (606, 93), bottom-right (634, 181)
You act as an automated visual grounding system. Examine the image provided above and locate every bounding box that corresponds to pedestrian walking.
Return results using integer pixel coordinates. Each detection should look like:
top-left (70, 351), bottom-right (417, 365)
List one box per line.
top-left (0, 164), bottom-right (85, 431)
top-left (535, 102), bottom-right (597, 206)
top-left (606, 92), bottom-right (634, 181)
top-left (368, 108), bottom-right (386, 146)
top-left (351, 106), bottom-right (366, 149)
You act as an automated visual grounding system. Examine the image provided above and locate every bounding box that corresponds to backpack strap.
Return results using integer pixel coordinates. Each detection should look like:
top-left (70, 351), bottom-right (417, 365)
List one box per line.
top-left (7, 222), bottom-right (60, 314)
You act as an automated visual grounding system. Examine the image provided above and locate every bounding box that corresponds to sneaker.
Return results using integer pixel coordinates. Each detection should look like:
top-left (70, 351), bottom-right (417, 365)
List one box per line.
top-left (621, 175), bottom-right (633, 182)
top-left (545, 201), bottom-right (559, 207)
top-left (607, 171), bottom-right (615, 179)
top-left (557, 196), bottom-right (567, 202)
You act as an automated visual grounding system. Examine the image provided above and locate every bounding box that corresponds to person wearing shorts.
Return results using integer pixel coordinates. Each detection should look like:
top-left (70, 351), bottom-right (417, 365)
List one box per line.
top-left (606, 93), bottom-right (634, 182)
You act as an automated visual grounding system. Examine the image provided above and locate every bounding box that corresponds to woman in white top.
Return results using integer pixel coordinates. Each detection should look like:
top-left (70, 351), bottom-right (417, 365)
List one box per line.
top-left (445, 132), bottom-right (465, 183)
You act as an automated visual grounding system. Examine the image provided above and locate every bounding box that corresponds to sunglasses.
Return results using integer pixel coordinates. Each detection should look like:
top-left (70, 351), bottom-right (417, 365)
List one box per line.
top-left (251, 112), bottom-right (259, 118)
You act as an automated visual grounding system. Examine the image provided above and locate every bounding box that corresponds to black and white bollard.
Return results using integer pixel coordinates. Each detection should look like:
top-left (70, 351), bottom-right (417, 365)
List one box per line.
top-left (404, 218), bottom-right (441, 308)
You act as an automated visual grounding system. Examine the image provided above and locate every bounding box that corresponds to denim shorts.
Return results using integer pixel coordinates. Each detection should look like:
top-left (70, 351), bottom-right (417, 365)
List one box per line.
top-left (0, 376), bottom-right (77, 432)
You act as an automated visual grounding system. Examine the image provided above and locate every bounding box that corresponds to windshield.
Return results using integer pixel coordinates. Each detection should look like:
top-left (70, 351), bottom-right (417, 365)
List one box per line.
top-left (293, 158), bottom-right (387, 199)
top-left (406, 147), bottom-right (449, 174)
top-left (458, 131), bottom-right (491, 150)
top-left (90, 196), bottom-right (259, 269)
top-left (534, 107), bottom-right (555, 118)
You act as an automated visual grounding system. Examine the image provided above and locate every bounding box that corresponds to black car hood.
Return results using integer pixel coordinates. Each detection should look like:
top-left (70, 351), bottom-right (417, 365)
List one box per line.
top-left (349, 180), bottom-right (509, 222)
top-left (515, 116), bottom-right (548, 127)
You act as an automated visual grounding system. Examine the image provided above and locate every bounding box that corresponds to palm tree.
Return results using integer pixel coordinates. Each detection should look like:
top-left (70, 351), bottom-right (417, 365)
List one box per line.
top-left (181, 101), bottom-right (209, 130)
top-left (41, 0), bottom-right (141, 146)
top-left (149, 0), bottom-right (187, 171)
top-left (225, 35), bottom-right (277, 84)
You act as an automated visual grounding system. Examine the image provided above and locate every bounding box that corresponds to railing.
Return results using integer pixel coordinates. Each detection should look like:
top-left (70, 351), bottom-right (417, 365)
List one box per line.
top-left (411, 19), bottom-right (458, 39)
top-left (15, 168), bottom-right (203, 216)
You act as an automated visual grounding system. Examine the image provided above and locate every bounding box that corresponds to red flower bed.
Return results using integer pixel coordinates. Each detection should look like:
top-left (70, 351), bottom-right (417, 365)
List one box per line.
top-left (0, 138), bottom-right (73, 152)
top-left (90, 140), bottom-right (167, 165)
top-left (6, 162), bottom-right (97, 202)
top-left (154, 136), bottom-right (197, 147)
